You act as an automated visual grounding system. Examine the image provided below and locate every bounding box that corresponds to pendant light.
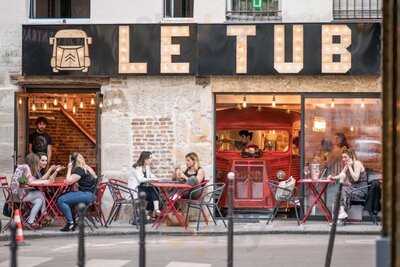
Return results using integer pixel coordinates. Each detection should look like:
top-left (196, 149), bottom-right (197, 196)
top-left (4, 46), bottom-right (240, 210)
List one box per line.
top-left (72, 103), bottom-right (77, 114)
top-left (79, 98), bottom-right (84, 109)
top-left (242, 96), bottom-right (247, 108)
top-left (90, 97), bottom-right (95, 105)
top-left (43, 102), bottom-right (48, 110)
top-left (53, 98), bottom-right (58, 106)
top-left (99, 101), bottom-right (103, 109)
top-left (18, 98), bottom-right (22, 105)
top-left (361, 99), bottom-right (365, 109)
top-left (63, 98), bottom-right (67, 109)
top-left (330, 98), bottom-right (335, 108)
top-left (31, 97), bottom-right (36, 112)
top-left (272, 95), bottom-right (276, 107)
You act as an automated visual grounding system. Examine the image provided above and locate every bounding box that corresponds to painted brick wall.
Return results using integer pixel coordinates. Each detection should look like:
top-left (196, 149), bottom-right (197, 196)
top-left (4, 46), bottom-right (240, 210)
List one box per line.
top-left (28, 95), bottom-right (97, 169)
top-left (132, 117), bottom-right (175, 178)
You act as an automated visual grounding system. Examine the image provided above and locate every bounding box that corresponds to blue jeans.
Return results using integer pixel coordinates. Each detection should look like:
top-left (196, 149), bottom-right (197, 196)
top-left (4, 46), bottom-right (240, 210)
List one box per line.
top-left (57, 191), bottom-right (95, 223)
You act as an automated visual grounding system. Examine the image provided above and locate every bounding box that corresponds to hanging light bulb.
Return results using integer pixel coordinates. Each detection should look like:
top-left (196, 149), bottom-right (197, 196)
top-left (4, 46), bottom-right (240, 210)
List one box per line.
top-left (242, 96), bottom-right (247, 108)
top-left (99, 101), bottom-right (103, 109)
top-left (63, 98), bottom-right (67, 109)
top-left (72, 104), bottom-right (76, 114)
top-left (350, 125), bottom-right (355, 132)
top-left (43, 102), bottom-right (48, 110)
top-left (361, 99), bottom-right (365, 109)
top-left (330, 98), bottom-right (335, 108)
top-left (272, 95), bottom-right (276, 107)
top-left (90, 98), bottom-right (95, 105)
top-left (53, 98), bottom-right (58, 106)
top-left (79, 98), bottom-right (84, 109)
top-left (32, 102), bottom-right (36, 112)
top-left (18, 98), bottom-right (22, 105)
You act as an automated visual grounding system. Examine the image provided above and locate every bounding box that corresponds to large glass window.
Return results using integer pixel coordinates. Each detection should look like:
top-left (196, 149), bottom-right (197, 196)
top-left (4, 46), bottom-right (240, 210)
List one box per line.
top-left (304, 97), bottom-right (382, 213)
top-left (30, 0), bottom-right (90, 19)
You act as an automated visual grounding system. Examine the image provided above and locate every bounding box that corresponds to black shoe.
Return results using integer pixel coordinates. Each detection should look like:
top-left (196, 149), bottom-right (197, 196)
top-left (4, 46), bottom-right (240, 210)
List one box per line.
top-left (60, 222), bottom-right (75, 232)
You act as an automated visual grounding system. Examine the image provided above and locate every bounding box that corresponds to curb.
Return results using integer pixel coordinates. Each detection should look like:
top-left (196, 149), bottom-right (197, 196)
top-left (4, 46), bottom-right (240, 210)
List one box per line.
top-left (0, 229), bottom-right (380, 241)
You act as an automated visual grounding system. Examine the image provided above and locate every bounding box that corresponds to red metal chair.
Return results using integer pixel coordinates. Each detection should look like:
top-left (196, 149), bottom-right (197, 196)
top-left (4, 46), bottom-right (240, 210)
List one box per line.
top-left (106, 178), bottom-right (138, 227)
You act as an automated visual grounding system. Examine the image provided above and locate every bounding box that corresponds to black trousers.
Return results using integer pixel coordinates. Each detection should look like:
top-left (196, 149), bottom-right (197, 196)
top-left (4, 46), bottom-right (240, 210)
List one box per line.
top-left (138, 184), bottom-right (159, 212)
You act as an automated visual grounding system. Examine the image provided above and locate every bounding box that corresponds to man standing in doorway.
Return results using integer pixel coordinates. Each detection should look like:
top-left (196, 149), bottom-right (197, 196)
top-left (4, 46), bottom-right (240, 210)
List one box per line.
top-left (29, 117), bottom-right (53, 165)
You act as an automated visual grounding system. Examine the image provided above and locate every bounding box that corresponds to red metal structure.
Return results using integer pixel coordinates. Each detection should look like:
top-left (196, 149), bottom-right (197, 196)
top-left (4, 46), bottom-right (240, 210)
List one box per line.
top-left (216, 107), bottom-right (301, 210)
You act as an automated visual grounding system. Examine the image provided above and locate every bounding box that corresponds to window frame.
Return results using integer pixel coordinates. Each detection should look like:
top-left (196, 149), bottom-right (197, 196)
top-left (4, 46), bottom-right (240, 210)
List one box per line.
top-left (163, 0), bottom-right (194, 19)
top-left (225, 0), bottom-right (282, 22)
top-left (28, 0), bottom-right (91, 21)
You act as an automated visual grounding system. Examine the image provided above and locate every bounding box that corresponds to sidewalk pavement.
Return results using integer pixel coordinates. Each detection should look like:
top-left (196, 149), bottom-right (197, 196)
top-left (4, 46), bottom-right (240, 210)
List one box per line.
top-left (0, 220), bottom-right (381, 241)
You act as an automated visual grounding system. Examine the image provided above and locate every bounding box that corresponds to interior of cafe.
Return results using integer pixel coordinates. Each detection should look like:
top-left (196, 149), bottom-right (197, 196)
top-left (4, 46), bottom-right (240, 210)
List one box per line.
top-left (15, 91), bottom-right (101, 174)
top-left (214, 94), bottom-right (382, 217)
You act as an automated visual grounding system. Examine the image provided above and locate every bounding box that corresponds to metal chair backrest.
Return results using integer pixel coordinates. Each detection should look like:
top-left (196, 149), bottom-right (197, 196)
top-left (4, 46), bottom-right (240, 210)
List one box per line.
top-left (200, 183), bottom-right (226, 205)
top-left (0, 176), bottom-right (10, 200)
top-left (268, 180), bottom-right (296, 201)
top-left (107, 178), bottom-right (136, 202)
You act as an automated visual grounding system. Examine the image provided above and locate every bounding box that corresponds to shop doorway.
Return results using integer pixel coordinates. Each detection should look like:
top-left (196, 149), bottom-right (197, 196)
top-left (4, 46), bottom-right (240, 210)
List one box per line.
top-left (215, 94), bottom-right (301, 211)
top-left (14, 89), bottom-right (102, 174)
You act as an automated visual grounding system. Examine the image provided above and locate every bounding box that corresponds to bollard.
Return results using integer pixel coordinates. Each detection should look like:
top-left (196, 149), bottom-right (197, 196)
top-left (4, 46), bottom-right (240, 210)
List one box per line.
top-left (10, 222), bottom-right (17, 267)
top-left (227, 172), bottom-right (235, 267)
top-left (325, 182), bottom-right (343, 267)
top-left (77, 203), bottom-right (87, 267)
top-left (139, 192), bottom-right (147, 267)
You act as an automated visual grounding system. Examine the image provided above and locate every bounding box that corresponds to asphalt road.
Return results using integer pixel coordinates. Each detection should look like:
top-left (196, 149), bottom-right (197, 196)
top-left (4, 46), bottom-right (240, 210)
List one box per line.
top-left (0, 234), bottom-right (377, 267)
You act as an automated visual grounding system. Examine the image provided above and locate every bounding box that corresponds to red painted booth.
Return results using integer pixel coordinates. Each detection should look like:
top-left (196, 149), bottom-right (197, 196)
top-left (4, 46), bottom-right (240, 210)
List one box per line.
top-left (216, 107), bottom-right (301, 210)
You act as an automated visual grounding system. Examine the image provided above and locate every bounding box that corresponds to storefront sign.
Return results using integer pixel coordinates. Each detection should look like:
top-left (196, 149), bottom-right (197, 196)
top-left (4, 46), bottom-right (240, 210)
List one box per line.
top-left (22, 23), bottom-right (380, 76)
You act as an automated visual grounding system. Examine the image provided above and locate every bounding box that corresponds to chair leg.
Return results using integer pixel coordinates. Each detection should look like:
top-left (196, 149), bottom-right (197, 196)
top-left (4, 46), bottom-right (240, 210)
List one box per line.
top-left (267, 202), bottom-right (280, 224)
top-left (206, 205), bottom-right (217, 225)
top-left (113, 205), bottom-right (121, 222)
top-left (215, 206), bottom-right (227, 228)
top-left (196, 205), bottom-right (202, 231)
top-left (105, 203), bottom-right (117, 227)
top-left (294, 202), bottom-right (300, 226)
top-left (185, 204), bottom-right (191, 229)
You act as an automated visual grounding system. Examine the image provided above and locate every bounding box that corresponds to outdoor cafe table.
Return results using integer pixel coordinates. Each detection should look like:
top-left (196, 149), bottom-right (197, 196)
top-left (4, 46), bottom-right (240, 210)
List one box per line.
top-left (298, 179), bottom-right (336, 224)
top-left (34, 179), bottom-right (69, 225)
top-left (150, 181), bottom-right (193, 229)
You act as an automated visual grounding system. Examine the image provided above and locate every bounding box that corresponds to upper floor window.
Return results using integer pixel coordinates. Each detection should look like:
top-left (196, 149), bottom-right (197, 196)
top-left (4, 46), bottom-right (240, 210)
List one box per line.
top-left (163, 0), bottom-right (194, 18)
top-left (226, 0), bottom-right (281, 21)
top-left (29, 0), bottom-right (90, 19)
top-left (333, 0), bottom-right (382, 19)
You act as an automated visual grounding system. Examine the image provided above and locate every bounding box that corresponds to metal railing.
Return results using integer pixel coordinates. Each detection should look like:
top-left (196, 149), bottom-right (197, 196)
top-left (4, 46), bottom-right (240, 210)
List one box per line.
top-left (226, 0), bottom-right (281, 21)
top-left (333, 0), bottom-right (382, 20)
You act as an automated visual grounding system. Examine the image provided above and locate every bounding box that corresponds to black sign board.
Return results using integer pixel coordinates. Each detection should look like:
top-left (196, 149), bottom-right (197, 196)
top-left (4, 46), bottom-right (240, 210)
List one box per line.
top-left (22, 23), bottom-right (380, 76)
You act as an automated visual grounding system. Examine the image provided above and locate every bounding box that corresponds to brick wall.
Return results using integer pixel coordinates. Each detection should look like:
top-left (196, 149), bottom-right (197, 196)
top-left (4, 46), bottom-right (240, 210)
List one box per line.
top-left (132, 117), bottom-right (175, 178)
top-left (28, 95), bottom-right (97, 169)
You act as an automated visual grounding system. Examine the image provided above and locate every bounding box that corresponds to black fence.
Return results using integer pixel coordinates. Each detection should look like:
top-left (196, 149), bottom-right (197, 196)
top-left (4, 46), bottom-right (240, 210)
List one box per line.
top-left (333, 0), bottom-right (382, 19)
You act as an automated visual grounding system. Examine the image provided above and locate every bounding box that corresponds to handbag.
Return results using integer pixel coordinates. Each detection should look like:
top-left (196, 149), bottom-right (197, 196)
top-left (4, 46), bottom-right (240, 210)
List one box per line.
top-left (2, 202), bottom-right (12, 218)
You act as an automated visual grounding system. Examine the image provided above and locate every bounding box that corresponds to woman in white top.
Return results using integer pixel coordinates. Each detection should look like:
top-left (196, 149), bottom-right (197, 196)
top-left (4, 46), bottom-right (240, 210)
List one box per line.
top-left (328, 149), bottom-right (368, 221)
top-left (128, 151), bottom-right (160, 217)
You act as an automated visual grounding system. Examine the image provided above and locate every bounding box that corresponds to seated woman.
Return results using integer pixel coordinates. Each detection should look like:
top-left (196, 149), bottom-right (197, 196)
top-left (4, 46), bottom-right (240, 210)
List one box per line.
top-left (11, 153), bottom-right (60, 229)
top-left (175, 152), bottom-right (205, 199)
top-left (57, 152), bottom-right (97, 232)
top-left (37, 152), bottom-right (65, 180)
top-left (328, 149), bottom-right (368, 222)
top-left (128, 151), bottom-right (160, 219)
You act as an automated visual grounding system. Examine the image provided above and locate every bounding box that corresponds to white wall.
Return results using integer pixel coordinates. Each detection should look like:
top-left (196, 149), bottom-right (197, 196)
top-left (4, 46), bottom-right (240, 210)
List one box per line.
top-left (282, 0), bottom-right (333, 22)
top-left (194, 0), bottom-right (226, 23)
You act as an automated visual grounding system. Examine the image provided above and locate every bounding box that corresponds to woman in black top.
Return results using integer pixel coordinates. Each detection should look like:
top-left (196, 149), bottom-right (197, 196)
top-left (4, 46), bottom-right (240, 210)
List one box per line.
top-left (175, 152), bottom-right (205, 199)
top-left (57, 152), bottom-right (97, 232)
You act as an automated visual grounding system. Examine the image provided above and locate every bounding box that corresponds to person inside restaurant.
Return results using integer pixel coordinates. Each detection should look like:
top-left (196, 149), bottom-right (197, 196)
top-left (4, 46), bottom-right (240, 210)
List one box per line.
top-left (29, 116), bottom-right (53, 165)
top-left (128, 151), bottom-right (161, 219)
top-left (11, 153), bottom-right (57, 229)
top-left (328, 149), bottom-right (368, 222)
top-left (57, 152), bottom-right (97, 232)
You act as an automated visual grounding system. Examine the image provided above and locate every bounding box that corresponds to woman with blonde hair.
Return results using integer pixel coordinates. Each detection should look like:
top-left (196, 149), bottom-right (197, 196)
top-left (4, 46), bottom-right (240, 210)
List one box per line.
top-left (57, 152), bottom-right (97, 232)
top-left (175, 152), bottom-right (205, 199)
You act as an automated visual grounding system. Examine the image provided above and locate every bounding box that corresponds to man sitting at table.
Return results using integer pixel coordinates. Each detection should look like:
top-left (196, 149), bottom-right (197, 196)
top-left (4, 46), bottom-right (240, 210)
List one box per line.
top-left (128, 151), bottom-right (161, 220)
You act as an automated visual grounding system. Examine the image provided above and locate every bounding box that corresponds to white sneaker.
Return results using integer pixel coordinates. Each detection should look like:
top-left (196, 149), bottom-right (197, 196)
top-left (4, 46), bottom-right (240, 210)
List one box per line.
top-left (338, 206), bottom-right (348, 220)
